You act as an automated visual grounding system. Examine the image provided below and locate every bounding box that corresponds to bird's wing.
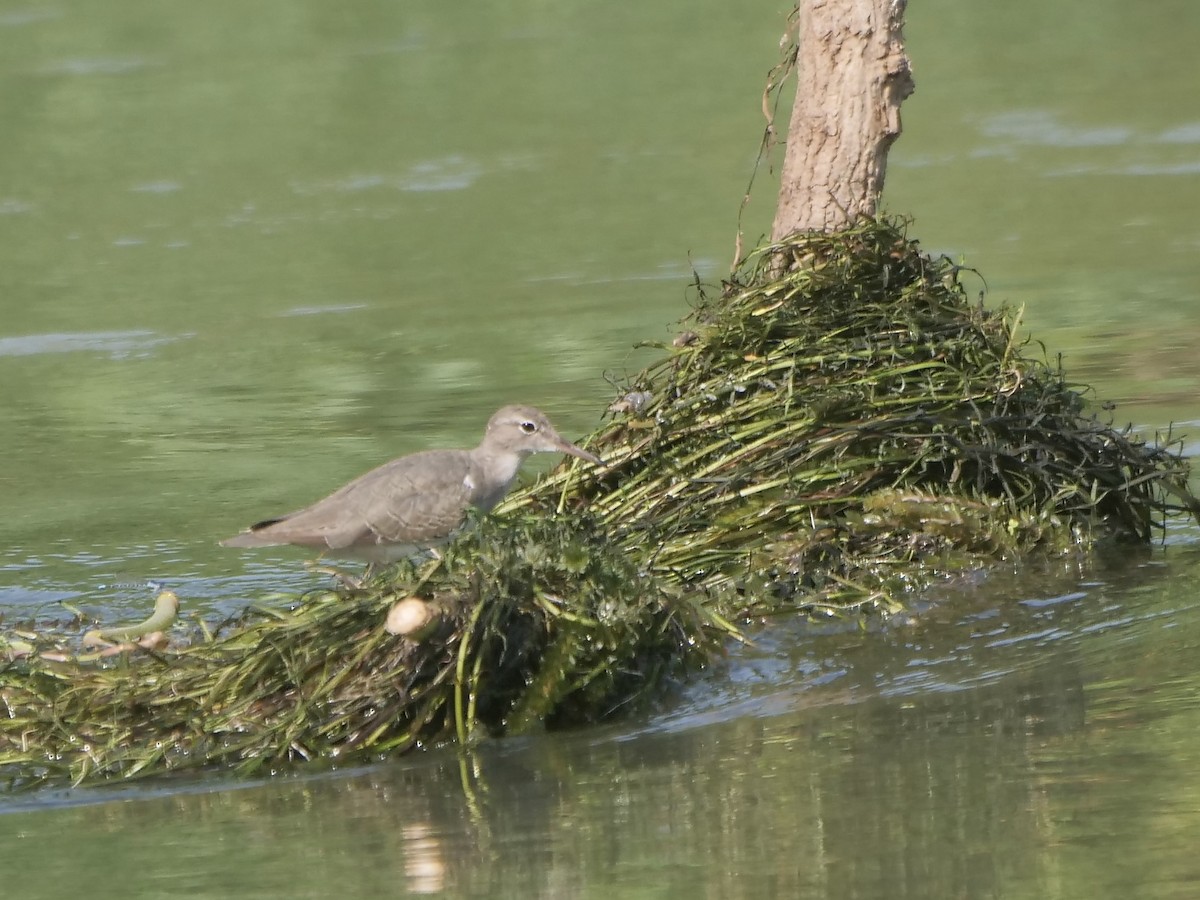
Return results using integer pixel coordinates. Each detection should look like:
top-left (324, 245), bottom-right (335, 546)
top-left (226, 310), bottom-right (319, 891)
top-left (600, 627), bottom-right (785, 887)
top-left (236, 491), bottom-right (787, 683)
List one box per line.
top-left (240, 451), bottom-right (475, 551)
top-left (353, 451), bottom-right (476, 546)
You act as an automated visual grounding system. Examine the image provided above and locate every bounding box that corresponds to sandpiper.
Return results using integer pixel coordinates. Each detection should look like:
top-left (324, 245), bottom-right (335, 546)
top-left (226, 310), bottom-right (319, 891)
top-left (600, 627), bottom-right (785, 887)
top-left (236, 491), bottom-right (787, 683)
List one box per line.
top-left (221, 405), bottom-right (602, 562)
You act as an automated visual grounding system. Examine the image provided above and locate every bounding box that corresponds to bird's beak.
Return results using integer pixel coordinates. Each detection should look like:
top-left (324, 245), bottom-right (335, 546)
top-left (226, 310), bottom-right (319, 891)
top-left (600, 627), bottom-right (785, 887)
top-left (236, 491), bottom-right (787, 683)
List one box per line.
top-left (556, 438), bottom-right (604, 466)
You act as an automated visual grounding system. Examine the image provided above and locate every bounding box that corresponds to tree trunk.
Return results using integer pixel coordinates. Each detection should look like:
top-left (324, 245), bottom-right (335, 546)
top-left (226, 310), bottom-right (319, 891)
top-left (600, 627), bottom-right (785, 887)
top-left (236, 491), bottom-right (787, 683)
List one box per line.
top-left (771, 0), bottom-right (914, 239)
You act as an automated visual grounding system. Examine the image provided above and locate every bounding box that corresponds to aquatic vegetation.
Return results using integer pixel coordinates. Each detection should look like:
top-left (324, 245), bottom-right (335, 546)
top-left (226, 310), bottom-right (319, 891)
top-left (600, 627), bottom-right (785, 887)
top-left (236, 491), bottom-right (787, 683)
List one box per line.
top-left (2, 219), bottom-right (1194, 788)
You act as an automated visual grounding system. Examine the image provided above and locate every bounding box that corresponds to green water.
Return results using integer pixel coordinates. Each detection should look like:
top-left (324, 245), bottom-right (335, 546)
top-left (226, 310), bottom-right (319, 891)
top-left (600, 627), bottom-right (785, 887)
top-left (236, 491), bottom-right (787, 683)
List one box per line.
top-left (2, 0), bottom-right (1200, 896)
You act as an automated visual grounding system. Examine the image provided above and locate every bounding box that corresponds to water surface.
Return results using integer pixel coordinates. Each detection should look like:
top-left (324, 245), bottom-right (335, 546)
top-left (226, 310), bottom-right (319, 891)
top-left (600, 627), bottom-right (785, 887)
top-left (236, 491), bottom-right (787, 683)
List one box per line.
top-left (2, 0), bottom-right (1200, 897)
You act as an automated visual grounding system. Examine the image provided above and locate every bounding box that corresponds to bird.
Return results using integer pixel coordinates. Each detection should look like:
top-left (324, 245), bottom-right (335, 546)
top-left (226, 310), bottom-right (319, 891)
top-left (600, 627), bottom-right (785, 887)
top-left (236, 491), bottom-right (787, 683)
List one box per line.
top-left (221, 405), bottom-right (603, 563)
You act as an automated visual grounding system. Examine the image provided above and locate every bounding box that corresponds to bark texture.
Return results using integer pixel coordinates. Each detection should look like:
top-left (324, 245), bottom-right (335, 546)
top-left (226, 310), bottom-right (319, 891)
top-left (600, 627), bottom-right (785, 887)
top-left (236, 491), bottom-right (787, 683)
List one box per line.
top-left (771, 0), bottom-right (914, 239)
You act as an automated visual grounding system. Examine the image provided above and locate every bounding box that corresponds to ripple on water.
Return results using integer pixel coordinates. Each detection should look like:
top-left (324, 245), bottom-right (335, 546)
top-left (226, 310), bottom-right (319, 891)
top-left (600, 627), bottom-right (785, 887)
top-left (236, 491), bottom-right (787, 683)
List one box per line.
top-left (977, 109), bottom-right (1133, 148)
top-left (38, 56), bottom-right (153, 77)
top-left (0, 8), bottom-right (62, 27)
top-left (289, 157), bottom-right (483, 195)
top-left (0, 330), bottom-right (183, 360)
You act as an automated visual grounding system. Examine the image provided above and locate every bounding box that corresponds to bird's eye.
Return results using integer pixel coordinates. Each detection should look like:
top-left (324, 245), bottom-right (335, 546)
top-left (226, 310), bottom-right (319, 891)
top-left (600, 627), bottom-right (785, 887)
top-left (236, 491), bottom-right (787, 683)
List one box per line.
top-left (520, 420), bottom-right (537, 434)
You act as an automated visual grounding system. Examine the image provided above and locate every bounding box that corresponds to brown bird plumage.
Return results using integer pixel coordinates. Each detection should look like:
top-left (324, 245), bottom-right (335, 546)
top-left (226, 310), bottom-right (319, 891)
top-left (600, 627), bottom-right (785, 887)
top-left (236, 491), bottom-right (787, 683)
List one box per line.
top-left (221, 405), bottom-right (602, 563)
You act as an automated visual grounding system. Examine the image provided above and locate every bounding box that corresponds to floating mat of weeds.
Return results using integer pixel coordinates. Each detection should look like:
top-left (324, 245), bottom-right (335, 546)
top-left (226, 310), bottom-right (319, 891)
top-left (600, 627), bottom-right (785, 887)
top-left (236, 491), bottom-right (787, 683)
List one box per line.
top-left (1, 513), bottom-right (720, 788)
top-left (2, 217), bottom-right (1194, 787)
top-left (524, 217), bottom-right (1197, 616)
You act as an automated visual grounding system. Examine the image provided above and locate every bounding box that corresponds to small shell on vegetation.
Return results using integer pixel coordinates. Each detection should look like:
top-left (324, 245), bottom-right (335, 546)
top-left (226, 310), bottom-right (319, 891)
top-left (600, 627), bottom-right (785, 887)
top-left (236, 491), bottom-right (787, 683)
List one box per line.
top-left (385, 597), bottom-right (439, 639)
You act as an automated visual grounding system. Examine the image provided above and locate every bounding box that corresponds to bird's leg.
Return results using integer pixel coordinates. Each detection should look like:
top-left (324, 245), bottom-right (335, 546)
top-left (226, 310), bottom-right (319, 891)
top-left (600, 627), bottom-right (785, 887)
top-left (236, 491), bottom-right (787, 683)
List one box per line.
top-left (306, 560), bottom-right (367, 592)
